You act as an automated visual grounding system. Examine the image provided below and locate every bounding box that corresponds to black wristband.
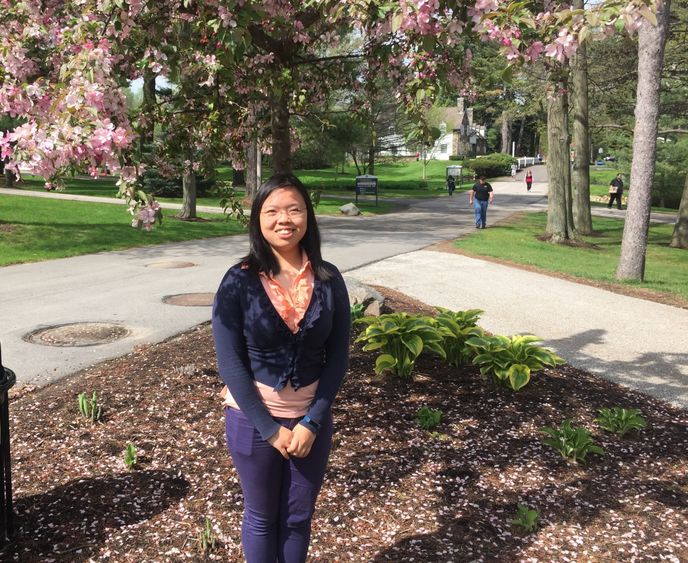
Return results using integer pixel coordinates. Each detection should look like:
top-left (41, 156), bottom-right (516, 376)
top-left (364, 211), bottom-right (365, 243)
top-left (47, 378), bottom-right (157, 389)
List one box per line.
top-left (300, 415), bottom-right (320, 434)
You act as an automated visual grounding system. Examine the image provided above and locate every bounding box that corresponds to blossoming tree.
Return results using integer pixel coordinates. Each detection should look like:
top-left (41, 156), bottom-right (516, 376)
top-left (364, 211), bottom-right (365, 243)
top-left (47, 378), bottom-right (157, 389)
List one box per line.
top-left (1, 0), bottom-right (656, 229)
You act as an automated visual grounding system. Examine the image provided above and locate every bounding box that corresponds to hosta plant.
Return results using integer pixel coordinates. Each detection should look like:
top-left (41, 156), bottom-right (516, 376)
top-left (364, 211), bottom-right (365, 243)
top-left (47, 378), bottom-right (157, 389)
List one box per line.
top-left (595, 407), bottom-right (647, 437)
top-left (355, 313), bottom-right (447, 379)
top-left (540, 420), bottom-right (604, 464)
top-left (465, 334), bottom-right (564, 391)
top-left (511, 504), bottom-right (540, 532)
top-left (350, 302), bottom-right (366, 323)
top-left (416, 406), bottom-right (442, 430)
top-left (434, 307), bottom-right (484, 367)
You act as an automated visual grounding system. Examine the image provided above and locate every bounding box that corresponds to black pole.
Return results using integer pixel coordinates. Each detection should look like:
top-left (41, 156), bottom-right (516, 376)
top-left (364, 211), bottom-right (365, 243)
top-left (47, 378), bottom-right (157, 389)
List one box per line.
top-left (0, 342), bottom-right (16, 546)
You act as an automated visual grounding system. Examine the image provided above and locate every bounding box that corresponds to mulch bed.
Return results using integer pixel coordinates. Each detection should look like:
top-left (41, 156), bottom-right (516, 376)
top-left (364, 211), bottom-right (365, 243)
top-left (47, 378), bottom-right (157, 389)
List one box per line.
top-left (2, 288), bottom-right (687, 562)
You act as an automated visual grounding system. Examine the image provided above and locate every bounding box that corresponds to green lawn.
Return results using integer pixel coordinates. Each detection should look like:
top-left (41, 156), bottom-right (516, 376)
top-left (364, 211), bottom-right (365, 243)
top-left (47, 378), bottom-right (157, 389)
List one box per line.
top-left (0, 195), bottom-right (245, 266)
top-left (15, 160), bottom-right (469, 203)
top-left (453, 212), bottom-right (688, 304)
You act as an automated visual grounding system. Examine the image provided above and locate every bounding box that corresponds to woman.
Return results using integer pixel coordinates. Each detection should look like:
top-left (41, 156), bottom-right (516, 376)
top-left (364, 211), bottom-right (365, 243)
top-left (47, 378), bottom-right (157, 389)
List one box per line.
top-left (525, 170), bottom-right (533, 192)
top-left (212, 173), bottom-right (350, 562)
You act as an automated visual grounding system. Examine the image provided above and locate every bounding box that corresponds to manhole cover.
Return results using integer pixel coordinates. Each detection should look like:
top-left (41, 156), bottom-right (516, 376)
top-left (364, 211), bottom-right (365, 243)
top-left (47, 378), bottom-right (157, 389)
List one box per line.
top-left (25, 323), bottom-right (130, 347)
top-left (162, 293), bottom-right (215, 307)
top-left (146, 261), bottom-right (197, 269)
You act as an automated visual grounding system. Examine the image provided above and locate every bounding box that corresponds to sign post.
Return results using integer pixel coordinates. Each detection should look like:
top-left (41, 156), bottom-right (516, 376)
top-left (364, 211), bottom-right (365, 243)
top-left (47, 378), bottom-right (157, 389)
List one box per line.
top-left (355, 175), bottom-right (378, 206)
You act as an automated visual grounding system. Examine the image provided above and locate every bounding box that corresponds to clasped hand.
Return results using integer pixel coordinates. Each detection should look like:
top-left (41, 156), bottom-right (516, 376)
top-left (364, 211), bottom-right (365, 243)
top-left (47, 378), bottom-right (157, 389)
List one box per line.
top-left (267, 424), bottom-right (316, 459)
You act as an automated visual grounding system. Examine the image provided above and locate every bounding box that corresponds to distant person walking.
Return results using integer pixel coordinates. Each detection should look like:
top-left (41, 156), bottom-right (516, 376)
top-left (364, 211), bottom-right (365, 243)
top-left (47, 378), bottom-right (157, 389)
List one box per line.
top-left (510, 164), bottom-right (517, 179)
top-left (525, 170), bottom-right (533, 192)
top-left (446, 175), bottom-right (456, 196)
top-left (608, 173), bottom-right (624, 210)
top-left (469, 176), bottom-right (494, 229)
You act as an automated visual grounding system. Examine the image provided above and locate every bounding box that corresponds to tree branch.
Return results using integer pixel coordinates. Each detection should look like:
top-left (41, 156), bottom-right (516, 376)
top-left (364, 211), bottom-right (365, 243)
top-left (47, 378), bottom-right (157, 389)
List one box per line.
top-left (591, 123), bottom-right (634, 133)
top-left (658, 128), bottom-right (688, 135)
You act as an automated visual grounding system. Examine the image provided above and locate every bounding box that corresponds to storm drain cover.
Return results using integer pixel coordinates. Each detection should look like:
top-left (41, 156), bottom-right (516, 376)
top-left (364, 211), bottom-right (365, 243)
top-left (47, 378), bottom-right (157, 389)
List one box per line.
top-left (25, 322), bottom-right (130, 347)
top-left (162, 293), bottom-right (215, 307)
top-left (146, 261), bottom-right (197, 269)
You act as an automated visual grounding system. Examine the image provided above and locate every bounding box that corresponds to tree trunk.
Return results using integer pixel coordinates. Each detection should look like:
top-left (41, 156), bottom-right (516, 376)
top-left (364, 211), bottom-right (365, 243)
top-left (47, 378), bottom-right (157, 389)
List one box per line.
top-left (367, 129), bottom-right (376, 176)
top-left (179, 168), bottom-right (197, 219)
top-left (545, 78), bottom-right (575, 242)
top-left (571, 0), bottom-right (593, 235)
top-left (4, 170), bottom-right (15, 188)
top-left (616, 0), bottom-right (671, 281)
top-left (246, 140), bottom-right (258, 200)
top-left (350, 150), bottom-right (361, 175)
top-left (670, 172), bottom-right (688, 248)
top-left (500, 111), bottom-right (511, 154)
top-left (270, 91), bottom-right (291, 174)
top-left (139, 70), bottom-right (156, 160)
top-left (515, 116), bottom-right (525, 155)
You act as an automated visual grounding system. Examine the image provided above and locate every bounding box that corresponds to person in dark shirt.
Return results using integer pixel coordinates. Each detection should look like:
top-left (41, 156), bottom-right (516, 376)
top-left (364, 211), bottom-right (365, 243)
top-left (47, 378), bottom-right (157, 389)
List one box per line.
top-left (469, 176), bottom-right (494, 229)
top-left (447, 175), bottom-right (456, 196)
top-left (608, 173), bottom-right (624, 210)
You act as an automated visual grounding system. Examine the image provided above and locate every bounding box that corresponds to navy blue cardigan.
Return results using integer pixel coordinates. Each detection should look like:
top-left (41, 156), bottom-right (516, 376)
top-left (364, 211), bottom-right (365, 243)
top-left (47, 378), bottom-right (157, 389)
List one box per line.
top-left (212, 262), bottom-right (351, 441)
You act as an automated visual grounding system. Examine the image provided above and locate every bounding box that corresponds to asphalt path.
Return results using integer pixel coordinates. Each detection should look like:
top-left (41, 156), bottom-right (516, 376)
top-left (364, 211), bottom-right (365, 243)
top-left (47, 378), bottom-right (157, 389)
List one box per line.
top-left (1, 172), bottom-right (686, 411)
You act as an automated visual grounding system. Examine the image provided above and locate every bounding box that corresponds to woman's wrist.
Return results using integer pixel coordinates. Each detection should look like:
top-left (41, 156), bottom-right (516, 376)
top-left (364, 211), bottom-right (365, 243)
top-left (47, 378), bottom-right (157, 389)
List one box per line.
top-left (299, 415), bottom-right (320, 435)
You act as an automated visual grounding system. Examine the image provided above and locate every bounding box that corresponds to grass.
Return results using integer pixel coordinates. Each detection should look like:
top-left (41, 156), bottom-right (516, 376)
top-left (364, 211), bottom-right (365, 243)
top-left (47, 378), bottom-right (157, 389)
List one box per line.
top-left (0, 194), bottom-right (245, 266)
top-left (453, 212), bottom-right (688, 304)
top-left (294, 160), bottom-right (472, 196)
top-left (14, 159), bottom-right (470, 204)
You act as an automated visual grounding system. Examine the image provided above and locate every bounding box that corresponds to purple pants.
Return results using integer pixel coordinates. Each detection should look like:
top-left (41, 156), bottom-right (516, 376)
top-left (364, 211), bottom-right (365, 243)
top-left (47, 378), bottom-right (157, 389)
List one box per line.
top-left (225, 408), bottom-right (333, 563)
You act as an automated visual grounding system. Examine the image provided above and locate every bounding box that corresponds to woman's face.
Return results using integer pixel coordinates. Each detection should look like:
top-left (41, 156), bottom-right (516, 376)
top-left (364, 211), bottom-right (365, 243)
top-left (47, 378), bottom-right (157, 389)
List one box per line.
top-left (259, 187), bottom-right (308, 256)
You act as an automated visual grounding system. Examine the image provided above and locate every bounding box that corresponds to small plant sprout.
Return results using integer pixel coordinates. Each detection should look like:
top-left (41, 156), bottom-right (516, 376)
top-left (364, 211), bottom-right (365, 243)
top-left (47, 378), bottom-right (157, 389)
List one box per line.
top-left (511, 503), bottom-right (540, 532)
top-left (540, 420), bottom-right (604, 464)
top-left (595, 407), bottom-right (647, 437)
top-left (123, 443), bottom-right (138, 470)
top-left (198, 516), bottom-right (217, 554)
top-left (77, 391), bottom-right (102, 422)
top-left (416, 406), bottom-right (442, 430)
top-left (350, 302), bottom-right (366, 323)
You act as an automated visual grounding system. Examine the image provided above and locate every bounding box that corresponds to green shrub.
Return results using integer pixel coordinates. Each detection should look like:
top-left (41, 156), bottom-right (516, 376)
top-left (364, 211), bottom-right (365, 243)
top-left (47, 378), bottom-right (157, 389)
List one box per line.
top-left (540, 420), bottom-right (604, 463)
top-left (434, 308), bottom-right (484, 367)
top-left (309, 187), bottom-right (323, 208)
top-left (416, 406), bottom-right (442, 430)
top-left (464, 153), bottom-right (516, 178)
top-left (595, 407), bottom-right (647, 437)
top-left (511, 504), bottom-right (540, 532)
top-left (355, 313), bottom-right (447, 379)
top-left (140, 168), bottom-right (215, 198)
top-left (466, 334), bottom-right (564, 391)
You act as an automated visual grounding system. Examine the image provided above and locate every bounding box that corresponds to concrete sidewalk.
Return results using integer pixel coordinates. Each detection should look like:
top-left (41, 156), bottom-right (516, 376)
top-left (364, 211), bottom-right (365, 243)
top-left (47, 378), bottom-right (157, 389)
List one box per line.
top-left (346, 249), bottom-right (688, 411)
top-left (1, 175), bottom-right (686, 412)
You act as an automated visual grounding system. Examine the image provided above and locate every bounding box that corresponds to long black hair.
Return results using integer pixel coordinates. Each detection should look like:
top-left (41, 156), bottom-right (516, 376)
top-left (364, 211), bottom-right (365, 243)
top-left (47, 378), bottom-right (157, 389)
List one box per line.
top-left (242, 173), bottom-right (332, 280)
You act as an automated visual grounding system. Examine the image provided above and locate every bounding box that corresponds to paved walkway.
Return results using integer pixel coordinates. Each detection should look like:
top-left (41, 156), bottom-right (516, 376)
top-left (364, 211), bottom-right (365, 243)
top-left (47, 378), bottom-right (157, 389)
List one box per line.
top-left (1, 172), bottom-right (686, 411)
